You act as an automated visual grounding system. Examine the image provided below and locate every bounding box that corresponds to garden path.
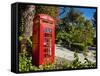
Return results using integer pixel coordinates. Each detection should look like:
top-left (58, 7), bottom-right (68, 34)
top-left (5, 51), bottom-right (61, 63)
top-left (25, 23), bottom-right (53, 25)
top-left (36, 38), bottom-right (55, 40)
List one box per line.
top-left (55, 44), bottom-right (96, 63)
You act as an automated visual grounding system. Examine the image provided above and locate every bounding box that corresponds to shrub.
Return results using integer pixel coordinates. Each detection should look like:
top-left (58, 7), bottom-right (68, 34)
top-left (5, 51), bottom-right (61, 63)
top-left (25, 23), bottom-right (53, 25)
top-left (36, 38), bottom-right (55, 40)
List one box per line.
top-left (19, 53), bottom-right (39, 72)
top-left (71, 43), bottom-right (85, 51)
top-left (19, 52), bottom-right (96, 72)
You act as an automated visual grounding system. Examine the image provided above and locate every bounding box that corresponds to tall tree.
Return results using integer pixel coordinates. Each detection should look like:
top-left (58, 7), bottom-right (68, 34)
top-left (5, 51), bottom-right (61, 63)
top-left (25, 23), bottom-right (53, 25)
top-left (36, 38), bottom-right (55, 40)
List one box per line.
top-left (93, 11), bottom-right (97, 27)
top-left (56, 7), bottom-right (94, 51)
top-left (19, 5), bottom-right (35, 53)
top-left (35, 5), bottom-right (59, 19)
top-left (83, 20), bottom-right (94, 46)
top-left (57, 8), bottom-right (85, 45)
top-left (92, 11), bottom-right (97, 46)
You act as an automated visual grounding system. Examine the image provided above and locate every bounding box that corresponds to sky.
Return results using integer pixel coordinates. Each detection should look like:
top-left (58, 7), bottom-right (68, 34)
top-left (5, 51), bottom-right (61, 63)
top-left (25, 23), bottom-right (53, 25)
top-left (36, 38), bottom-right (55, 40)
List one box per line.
top-left (59, 7), bottom-right (96, 37)
top-left (79, 8), bottom-right (96, 20)
top-left (59, 7), bottom-right (96, 20)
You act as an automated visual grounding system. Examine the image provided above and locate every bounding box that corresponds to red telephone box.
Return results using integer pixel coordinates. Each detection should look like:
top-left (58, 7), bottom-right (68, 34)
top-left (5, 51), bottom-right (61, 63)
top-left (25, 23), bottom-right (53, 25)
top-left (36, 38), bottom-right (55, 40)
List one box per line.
top-left (32, 14), bottom-right (55, 66)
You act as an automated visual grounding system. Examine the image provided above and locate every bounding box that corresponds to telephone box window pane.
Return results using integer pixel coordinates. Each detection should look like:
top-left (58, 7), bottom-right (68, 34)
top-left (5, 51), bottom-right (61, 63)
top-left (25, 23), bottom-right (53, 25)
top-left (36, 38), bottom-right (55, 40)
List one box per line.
top-left (44, 28), bottom-right (52, 59)
top-left (44, 28), bottom-right (52, 33)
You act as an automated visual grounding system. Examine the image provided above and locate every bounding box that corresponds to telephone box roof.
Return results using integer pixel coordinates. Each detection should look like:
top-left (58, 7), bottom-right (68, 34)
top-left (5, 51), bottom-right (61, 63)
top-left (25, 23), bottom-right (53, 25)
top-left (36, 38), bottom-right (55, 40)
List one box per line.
top-left (34, 14), bottom-right (55, 22)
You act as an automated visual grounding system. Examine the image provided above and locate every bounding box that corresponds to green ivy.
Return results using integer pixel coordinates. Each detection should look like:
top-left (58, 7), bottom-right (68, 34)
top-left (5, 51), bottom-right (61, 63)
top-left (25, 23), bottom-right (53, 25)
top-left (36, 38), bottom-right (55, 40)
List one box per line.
top-left (19, 52), bottom-right (96, 72)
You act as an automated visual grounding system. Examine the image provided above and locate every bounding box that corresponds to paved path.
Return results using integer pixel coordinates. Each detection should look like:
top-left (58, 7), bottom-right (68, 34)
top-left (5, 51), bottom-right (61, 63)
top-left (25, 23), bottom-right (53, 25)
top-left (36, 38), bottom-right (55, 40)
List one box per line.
top-left (55, 44), bottom-right (96, 63)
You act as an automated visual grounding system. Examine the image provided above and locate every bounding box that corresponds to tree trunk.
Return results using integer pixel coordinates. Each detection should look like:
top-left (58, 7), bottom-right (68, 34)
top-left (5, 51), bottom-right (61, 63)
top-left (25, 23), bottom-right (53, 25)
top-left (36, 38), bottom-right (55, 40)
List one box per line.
top-left (19, 5), bottom-right (35, 54)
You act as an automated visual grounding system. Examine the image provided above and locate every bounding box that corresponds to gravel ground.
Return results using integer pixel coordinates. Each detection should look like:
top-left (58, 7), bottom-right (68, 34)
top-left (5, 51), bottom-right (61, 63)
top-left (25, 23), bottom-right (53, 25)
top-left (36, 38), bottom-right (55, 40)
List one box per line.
top-left (55, 56), bottom-right (71, 64)
top-left (55, 44), bottom-right (96, 63)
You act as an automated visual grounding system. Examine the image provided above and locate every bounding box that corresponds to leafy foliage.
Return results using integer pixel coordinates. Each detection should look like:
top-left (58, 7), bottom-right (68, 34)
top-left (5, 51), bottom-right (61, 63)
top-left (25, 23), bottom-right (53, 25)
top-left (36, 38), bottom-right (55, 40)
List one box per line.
top-left (19, 53), bottom-right (40, 72)
top-left (56, 8), bottom-right (94, 52)
top-left (71, 43), bottom-right (85, 51)
top-left (19, 52), bottom-right (96, 72)
top-left (35, 5), bottom-right (59, 19)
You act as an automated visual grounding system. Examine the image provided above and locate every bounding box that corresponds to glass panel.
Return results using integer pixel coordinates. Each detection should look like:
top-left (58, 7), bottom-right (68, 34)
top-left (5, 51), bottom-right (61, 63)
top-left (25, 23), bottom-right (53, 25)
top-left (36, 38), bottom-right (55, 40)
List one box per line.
top-left (44, 28), bottom-right (52, 59)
